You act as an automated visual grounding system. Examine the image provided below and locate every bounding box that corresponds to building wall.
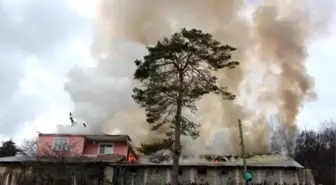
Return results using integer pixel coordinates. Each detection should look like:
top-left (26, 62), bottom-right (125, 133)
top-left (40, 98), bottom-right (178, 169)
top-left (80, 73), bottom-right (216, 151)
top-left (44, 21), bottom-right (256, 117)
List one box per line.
top-left (112, 166), bottom-right (315, 185)
top-left (217, 168), bottom-right (236, 185)
top-left (0, 164), bottom-right (316, 185)
top-left (37, 135), bottom-right (85, 156)
top-left (282, 169), bottom-right (297, 185)
top-left (297, 169), bottom-right (315, 185)
top-left (0, 165), bottom-right (34, 185)
top-left (114, 167), bottom-right (167, 185)
top-left (83, 140), bottom-right (129, 157)
top-left (251, 168), bottom-right (280, 184)
top-left (0, 163), bottom-right (109, 185)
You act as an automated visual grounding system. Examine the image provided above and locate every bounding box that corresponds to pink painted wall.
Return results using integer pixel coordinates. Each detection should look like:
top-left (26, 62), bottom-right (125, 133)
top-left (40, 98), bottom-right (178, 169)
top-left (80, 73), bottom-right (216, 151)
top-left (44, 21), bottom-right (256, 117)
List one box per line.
top-left (37, 134), bottom-right (129, 158)
top-left (83, 141), bottom-right (128, 156)
top-left (37, 135), bottom-right (85, 156)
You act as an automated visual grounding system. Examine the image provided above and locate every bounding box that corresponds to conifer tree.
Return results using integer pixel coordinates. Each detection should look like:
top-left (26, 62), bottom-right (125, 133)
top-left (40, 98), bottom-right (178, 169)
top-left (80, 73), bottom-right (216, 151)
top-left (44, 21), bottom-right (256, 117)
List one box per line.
top-left (132, 28), bottom-right (238, 185)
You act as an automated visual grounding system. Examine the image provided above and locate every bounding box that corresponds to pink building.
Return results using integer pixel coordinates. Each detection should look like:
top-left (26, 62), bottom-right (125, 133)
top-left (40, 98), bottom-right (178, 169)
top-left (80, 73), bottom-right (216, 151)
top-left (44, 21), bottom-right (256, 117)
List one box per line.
top-left (36, 133), bottom-right (137, 162)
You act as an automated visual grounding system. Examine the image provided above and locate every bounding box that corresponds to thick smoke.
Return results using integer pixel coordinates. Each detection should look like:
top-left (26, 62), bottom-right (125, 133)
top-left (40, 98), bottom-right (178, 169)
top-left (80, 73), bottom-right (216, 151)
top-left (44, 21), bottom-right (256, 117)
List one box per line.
top-left (60, 0), bottom-right (335, 155)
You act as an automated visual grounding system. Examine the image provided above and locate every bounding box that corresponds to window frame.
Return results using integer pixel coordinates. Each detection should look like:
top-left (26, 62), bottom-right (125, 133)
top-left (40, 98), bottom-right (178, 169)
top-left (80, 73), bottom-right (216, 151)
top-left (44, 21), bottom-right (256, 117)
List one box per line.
top-left (52, 137), bottom-right (69, 151)
top-left (98, 143), bottom-right (114, 155)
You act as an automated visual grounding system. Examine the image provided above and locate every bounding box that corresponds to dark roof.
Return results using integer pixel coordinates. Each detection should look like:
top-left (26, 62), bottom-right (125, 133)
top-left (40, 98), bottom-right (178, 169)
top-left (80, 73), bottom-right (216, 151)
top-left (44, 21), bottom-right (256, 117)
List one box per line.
top-left (0, 156), bottom-right (302, 168)
top-left (0, 155), bottom-right (125, 164)
top-left (38, 134), bottom-right (132, 142)
top-left (85, 135), bottom-right (131, 142)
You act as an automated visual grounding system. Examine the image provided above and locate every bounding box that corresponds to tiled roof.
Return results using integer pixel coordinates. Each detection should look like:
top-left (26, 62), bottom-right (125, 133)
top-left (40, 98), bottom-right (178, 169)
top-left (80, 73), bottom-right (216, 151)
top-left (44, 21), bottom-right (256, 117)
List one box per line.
top-left (38, 133), bottom-right (132, 142)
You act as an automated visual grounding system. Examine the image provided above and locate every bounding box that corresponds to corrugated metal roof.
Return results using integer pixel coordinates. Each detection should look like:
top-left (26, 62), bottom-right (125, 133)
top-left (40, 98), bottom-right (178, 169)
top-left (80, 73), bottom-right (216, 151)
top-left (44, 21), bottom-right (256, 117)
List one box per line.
top-left (231, 159), bottom-right (303, 168)
top-left (0, 156), bottom-right (303, 168)
top-left (0, 156), bottom-right (35, 163)
top-left (0, 155), bottom-right (125, 164)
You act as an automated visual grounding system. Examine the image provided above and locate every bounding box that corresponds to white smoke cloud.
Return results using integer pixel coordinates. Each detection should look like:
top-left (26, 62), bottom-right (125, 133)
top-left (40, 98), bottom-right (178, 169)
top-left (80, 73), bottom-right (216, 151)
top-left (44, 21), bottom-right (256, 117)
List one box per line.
top-left (59, 38), bottom-right (147, 134)
top-left (60, 0), bottom-right (335, 155)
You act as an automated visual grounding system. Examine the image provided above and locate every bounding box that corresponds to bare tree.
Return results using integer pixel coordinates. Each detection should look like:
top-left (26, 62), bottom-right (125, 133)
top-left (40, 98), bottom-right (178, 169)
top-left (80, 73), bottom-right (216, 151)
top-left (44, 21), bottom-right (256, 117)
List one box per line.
top-left (19, 138), bottom-right (37, 156)
top-left (268, 115), bottom-right (297, 156)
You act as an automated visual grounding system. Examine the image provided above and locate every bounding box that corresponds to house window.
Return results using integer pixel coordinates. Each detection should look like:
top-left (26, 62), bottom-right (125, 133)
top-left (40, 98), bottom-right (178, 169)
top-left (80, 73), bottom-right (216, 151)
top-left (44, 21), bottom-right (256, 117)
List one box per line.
top-left (265, 170), bottom-right (273, 176)
top-left (179, 169), bottom-right (183, 175)
top-left (197, 168), bottom-right (207, 175)
top-left (52, 137), bottom-right (69, 151)
top-left (54, 178), bottom-right (72, 185)
top-left (285, 169), bottom-right (295, 177)
top-left (129, 168), bottom-right (137, 174)
top-left (98, 144), bottom-right (114, 155)
top-left (153, 168), bottom-right (160, 175)
top-left (220, 169), bottom-right (228, 175)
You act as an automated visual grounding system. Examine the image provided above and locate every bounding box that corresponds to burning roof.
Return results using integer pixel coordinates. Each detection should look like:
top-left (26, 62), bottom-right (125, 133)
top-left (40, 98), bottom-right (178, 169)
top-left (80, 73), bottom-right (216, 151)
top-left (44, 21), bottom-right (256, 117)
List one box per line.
top-left (135, 151), bottom-right (303, 168)
top-left (110, 160), bottom-right (303, 168)
top-left (0, 153), bottom-right (303, 168)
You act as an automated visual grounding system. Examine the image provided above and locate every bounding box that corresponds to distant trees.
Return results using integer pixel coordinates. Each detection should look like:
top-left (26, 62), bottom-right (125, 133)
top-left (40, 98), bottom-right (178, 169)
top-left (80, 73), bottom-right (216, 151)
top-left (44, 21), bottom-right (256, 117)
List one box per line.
top-left (294, 120), bottom-right (335, 185)
top-left (0, 139), bottom-right (18, 157)
top-left (132, 28), bottom-right (238, 185)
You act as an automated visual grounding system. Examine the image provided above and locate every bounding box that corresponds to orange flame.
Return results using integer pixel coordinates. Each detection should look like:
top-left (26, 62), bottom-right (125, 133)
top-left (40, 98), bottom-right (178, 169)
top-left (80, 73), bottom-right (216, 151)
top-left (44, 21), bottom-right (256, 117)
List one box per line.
top-left (128, 153), bottom-right (136, 163)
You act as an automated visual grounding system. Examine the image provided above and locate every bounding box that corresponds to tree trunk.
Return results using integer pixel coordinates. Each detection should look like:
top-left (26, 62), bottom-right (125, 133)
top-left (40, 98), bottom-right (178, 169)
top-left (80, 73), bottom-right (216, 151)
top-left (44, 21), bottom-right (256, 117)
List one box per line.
top-left (172, 100), bottom-right (182, 185)
top-left (171, 73), bottom-right (183, 185)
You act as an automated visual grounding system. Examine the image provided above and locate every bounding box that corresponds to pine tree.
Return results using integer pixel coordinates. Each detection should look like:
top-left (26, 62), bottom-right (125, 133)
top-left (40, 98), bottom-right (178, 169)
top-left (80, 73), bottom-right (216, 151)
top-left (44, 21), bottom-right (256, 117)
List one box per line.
top-left (132, 28), bottom-right (238, 185)
top-left (0, 140), bottom-right (18, 157)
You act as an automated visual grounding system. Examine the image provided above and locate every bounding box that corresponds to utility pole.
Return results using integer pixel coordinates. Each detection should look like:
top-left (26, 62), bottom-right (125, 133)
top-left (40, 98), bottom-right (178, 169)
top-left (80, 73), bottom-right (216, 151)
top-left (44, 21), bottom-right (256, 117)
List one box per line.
top-left (238, 119), bottom-right (252, 184)
top-left (238, 119), bottom-right (247, 172)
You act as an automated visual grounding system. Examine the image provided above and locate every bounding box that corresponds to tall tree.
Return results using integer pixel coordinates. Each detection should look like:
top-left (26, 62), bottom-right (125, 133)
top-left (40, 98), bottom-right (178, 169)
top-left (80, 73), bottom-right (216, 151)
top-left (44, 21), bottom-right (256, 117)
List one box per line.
top-left (132, 28), bottom-right (238, 185)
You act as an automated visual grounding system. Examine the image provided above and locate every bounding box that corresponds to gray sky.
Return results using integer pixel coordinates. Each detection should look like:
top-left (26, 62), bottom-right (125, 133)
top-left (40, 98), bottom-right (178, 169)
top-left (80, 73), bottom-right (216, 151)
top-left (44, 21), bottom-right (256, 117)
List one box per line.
top-left (0, 0), bottom-right (335, 144)
top-left (0, 0), bottom-right (95, 142)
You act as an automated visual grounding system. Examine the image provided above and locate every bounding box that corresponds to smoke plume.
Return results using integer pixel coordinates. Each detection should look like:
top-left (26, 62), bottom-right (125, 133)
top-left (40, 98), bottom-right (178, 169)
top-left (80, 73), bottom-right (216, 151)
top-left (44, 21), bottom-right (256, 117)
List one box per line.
top-left (60, 0), bottom-right (335, 155)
